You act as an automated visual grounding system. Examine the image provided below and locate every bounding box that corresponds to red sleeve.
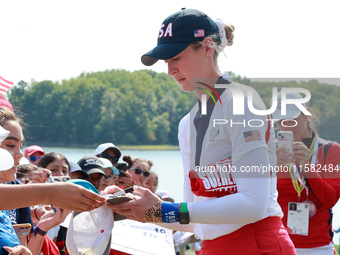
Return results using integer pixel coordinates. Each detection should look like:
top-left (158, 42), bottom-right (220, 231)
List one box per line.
top-left (40, 235), bottom-right (60, 255)
top-left (305, 142), bottom-right (340, 208)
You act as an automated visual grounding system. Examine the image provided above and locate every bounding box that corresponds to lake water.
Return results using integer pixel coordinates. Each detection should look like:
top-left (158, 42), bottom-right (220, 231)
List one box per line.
top-left (39, 147), bottom-right (340, 244)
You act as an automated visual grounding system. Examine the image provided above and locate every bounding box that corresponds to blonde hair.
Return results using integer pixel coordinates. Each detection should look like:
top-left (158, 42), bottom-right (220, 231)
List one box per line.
top-left (276, 108), bottom-right (319, 137)
top-left (192, 23), bottom-right (235, 73)
top-left (304, 108), bottom-right (319, 136)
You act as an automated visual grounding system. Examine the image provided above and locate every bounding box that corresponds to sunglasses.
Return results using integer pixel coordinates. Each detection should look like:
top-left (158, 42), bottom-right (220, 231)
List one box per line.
top-left (103, 175), bottom-right (116, 180)
top-left (130, 168), bottom-right (150, 178)
top-left (29, 155), bottom-right (42, 162)
top-left (98, 153), bottom-right (119, 163)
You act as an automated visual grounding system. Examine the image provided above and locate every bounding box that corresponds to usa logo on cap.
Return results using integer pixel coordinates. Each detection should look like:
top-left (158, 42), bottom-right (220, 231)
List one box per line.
top-left (194, 29), bottom-right (205, 37)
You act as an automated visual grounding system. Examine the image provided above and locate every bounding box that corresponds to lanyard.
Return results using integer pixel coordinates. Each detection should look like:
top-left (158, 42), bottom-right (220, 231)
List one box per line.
top-left (289, 135), bottom-right (318, 202)
top-left (289, 164), bottom-right (306, 202)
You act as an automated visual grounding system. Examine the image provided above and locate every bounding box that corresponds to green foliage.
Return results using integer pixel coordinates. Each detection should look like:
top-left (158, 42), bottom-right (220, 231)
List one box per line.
top-left (9, 69), bottom-right (190, 146)
top-left (248, 79), bottom-right (340, 143)
top-left (7, 70), bottom-right (340, 146)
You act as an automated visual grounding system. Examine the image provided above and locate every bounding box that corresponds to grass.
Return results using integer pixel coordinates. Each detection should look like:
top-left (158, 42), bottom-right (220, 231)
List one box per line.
top-left (336, 244), bottom-right (339, 255)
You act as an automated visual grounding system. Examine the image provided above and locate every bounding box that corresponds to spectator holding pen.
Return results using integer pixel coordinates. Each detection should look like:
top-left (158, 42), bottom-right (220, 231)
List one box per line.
top-left (38, 152), bottom-right (70, 177)
top-left (30, 152), bottom-right (71, 184)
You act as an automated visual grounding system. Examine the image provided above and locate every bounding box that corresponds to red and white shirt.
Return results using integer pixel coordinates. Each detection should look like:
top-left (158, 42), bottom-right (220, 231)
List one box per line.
top-left (277, 134), bottom-right (340, 249)
top-left (178, 74), bottom-right (282, 240)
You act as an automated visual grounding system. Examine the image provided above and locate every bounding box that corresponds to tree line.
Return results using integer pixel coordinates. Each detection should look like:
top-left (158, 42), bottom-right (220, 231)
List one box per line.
top-left (7, 69), bottom-right (340, 147)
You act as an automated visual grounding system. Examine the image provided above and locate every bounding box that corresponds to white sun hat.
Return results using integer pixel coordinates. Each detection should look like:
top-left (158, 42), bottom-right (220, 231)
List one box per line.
top-left (66, 180), bottom-right (113, 255)
top-left (270, 91), bottom-right (309, 122)
top-left (0, 126), bottom-right (14, 171)
top-left (94, 143), bottom-right (121, 159)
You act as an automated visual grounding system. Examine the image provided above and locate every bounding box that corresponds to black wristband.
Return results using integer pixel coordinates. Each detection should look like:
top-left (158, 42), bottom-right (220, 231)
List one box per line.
top-left (34, 226), bottom-right (47, 237)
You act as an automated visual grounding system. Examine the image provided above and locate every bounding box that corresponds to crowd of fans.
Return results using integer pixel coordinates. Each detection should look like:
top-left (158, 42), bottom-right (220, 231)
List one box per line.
top-left (2, 84), bottom-right (340, 255)
top-left (0, 96), bottom-right (192, 255)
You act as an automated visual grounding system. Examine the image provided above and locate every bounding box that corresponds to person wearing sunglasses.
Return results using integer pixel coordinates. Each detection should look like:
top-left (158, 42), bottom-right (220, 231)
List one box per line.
top-left (24, 145), bottom-right (45, 166)
top-left (122, 155), bottom-right (153, 186)
top-left (94, 142), bottom-right (121, 167)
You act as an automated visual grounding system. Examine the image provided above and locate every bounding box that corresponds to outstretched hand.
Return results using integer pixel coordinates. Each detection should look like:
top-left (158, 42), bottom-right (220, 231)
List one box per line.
top-left (47, 182), bottom-right (106, 211)
top-left (105, 186), bottom-right (162, 223)
top-left (3, 245), bottom-right (32, 255)
top-left (31, 168), bottom-right (51, 183)
top-left (100, 184), bottom-right (123, 195)
top-left (36, 205), bottom-right (71, 232)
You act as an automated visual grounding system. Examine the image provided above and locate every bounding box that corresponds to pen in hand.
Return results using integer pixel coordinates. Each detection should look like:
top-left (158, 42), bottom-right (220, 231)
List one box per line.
top-left (112, 187), bottom-right (134, 197)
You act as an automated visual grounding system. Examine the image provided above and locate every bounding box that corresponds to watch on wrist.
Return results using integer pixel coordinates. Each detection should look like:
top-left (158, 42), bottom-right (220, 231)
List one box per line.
top-left (178, 202), bottom-right (190, 224)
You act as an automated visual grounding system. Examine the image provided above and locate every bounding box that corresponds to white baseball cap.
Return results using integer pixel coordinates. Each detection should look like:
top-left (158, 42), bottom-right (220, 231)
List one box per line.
top-left (94, 143), bottom-right (121, 159)
top-left (98, 158), bottom-right (119, 175)
top-left (270, 91), bottom-right (307, 122)
top-left (69, 161), bottom-right (89, 179)
top-left (0, 126), bottom-right (14, 171)
top-left (19, 157), bottom-right (30, 165)
top-left (66, 179), bottom-right (113, 255)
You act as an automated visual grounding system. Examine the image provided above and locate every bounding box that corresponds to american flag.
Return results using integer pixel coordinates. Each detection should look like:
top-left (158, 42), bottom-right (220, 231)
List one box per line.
top-left (194, 29), bottom-right (205, 37)
top-left (243, 130), bottom-right (262, 143)
top-left (0, 76), bottom-right (14, 96)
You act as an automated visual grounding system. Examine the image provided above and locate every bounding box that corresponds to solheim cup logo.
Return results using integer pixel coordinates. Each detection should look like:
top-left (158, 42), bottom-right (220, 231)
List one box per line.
top-left (197, 82), bottom-right (223, 115)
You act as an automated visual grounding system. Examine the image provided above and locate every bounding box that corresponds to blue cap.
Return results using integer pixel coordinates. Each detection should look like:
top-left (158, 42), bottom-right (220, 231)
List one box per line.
top-left (141, 8), bottom-right (219, 66)
top-left (67, 179), bottom-right (99, 194)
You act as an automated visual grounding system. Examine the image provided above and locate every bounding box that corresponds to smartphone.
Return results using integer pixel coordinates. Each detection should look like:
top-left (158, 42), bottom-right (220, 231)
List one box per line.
top-left (12, 223), bottom-right (31, 246)
top-left (116, 163), bottom-right (128, 171)
top-left (12, 223), bottom-right (31, 237)
top-left (105, 195), bottom-right (133, 204)
top-left (277, 131), bottom-right (293, 164)
top-left (277, 131), bottom-right (293, 152)
top-left (2, 247), bottom-right (10, 255)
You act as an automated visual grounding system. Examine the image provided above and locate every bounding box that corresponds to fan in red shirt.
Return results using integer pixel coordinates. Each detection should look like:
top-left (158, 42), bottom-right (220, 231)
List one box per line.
top-left (272, 91), bottom-right (340, 255)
